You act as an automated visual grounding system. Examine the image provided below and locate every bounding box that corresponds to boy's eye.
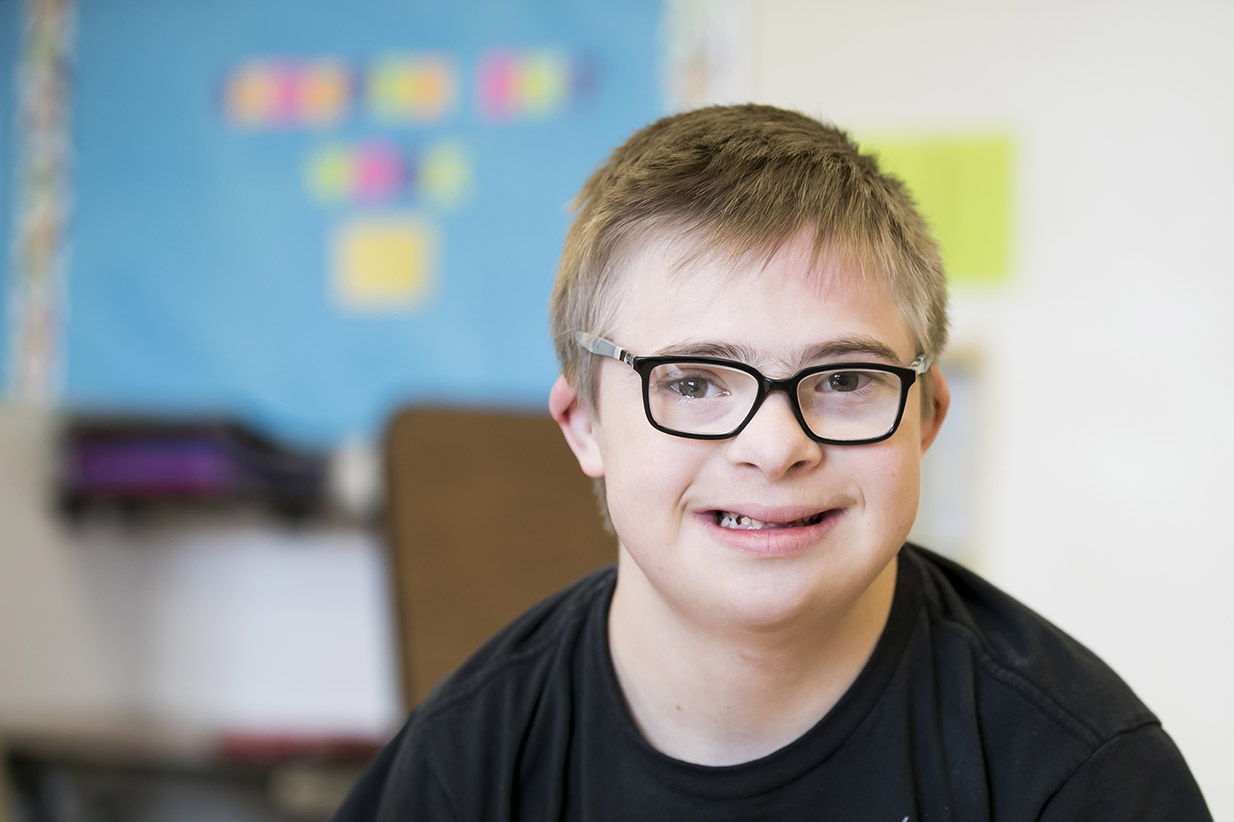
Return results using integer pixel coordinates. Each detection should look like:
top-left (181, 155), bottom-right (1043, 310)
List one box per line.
top-left (653, 367), bottom-right (733, 400)
top-left (668, 376), bottom-right (722, 399)
top-left (822, 371), bottom-right (869, 392)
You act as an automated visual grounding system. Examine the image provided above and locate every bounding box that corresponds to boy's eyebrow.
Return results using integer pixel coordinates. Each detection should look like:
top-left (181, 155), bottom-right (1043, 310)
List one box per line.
top-left (803, 336), bottom-right (902, 363)
top-left (652, 341), bottom-right (758, 361)
top-left (651, 336), bottom-right (903, 365)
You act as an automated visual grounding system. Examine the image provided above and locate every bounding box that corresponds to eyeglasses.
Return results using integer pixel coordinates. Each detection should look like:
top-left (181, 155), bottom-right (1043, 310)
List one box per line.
top-left (576, 333), bottom-right (930, 445)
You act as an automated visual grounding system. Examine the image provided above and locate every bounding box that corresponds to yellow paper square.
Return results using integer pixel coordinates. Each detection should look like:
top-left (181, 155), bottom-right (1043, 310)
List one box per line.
top-left (331, 217), bottom-right (437, 311)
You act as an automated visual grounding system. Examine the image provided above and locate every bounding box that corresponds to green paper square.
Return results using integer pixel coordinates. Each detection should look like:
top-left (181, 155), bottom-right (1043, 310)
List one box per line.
top-left (859, 134), bottom-right (1013, 284)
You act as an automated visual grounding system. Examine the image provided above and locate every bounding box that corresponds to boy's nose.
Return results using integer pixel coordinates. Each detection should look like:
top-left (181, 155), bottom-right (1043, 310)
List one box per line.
top-left (724, 390), bottom-right (822, 479)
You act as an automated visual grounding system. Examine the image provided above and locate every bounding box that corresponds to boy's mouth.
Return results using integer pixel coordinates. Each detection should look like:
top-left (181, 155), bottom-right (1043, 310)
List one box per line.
top-left (714, 510), bottom-right (827, 530)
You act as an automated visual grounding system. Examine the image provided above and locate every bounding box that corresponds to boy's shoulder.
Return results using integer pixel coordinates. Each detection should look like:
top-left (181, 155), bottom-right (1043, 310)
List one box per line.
top-left (898, 545), bottom-right (1210, 818)
top-left (332, 566), bottom-right (618, 820)
top-left (901, 543), bottom-right (1157, 745)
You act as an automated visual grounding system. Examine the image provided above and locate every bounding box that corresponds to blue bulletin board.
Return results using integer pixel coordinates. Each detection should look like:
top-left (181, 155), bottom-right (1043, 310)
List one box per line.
top-left (61, 0), bottom-right (663, 445)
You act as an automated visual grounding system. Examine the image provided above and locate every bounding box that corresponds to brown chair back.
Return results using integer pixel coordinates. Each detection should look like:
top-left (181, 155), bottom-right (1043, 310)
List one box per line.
top-left (383, 406), bottom-right (615, 709)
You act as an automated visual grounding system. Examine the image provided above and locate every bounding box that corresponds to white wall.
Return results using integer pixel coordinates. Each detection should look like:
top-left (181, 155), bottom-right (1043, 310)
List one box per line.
top-left (0, 406), bottom-right (128, 716)
top-left (747, 0), bottom-right (1233, 816)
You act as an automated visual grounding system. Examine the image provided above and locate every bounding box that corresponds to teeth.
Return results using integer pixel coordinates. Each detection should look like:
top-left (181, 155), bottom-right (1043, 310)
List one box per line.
top-left (717, 511), bottom-right (823, 530)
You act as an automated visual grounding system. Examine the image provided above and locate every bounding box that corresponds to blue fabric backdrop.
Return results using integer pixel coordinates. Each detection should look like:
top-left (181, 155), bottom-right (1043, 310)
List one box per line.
top-left (63, 0), bottom-right (663, 444)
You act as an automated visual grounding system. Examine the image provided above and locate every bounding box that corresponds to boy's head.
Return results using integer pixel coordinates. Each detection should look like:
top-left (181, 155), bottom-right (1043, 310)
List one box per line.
top-left (549, 103), bottom-right (949, 416)
top-left (548, 104), bottom-right (952, 625)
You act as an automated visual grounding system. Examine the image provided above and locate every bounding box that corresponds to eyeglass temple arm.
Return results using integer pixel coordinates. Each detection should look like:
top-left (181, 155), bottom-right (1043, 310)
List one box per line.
top-left (575, 332), bottom-right (636, 367)
top-left (579, 331), bottom-right (932, 376)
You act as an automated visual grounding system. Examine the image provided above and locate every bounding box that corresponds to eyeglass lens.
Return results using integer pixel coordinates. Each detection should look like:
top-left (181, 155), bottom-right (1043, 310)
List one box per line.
top-left (646, 362), bottom-right (904, 441)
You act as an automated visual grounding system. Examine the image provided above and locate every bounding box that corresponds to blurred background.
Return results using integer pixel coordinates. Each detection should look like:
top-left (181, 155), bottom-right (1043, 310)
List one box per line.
top-left (1, 0), bottom-right (1231, 818)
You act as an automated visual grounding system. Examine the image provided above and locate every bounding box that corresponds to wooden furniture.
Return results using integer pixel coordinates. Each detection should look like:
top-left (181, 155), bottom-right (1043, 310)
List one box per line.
top-left (383, 406), bottom-right (616, 709)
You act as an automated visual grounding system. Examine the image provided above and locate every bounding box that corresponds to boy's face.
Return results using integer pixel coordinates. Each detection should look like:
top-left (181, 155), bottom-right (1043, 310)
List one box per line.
top-left (553, 233), bottom-right (948, 630)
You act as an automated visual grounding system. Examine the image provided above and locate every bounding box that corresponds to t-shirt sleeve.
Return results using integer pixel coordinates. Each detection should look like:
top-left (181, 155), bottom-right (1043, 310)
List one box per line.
top-left (331, 722), bottom-right (456, 822)
top-left (1038, 725), bottom-right (1212, 821)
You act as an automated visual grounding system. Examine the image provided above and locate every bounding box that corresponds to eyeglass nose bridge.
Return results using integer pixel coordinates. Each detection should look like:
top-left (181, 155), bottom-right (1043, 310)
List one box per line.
top-left (731, 371), bottom-right (822, 443)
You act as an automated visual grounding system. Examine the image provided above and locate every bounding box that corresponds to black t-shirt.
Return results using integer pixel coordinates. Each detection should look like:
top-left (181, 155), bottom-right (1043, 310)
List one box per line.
top-left (333, 545), bottom-right (1211, 820)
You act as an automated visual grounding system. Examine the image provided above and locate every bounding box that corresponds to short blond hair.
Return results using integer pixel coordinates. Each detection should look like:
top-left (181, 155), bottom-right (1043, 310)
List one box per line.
top-left (550, 104), bottom-right (949, 412)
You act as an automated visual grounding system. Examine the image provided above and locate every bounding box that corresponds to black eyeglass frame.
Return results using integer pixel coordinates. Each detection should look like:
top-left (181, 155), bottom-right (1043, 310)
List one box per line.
top-left (576, 332), bottom-right (930, 446)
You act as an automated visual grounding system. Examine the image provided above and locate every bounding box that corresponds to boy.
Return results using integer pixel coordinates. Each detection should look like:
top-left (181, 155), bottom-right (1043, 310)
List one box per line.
top-left (334, 104), bottom-right (1211, 819)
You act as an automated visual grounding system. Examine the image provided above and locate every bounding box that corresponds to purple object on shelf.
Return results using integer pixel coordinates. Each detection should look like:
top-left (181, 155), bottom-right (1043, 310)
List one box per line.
top-left (70, 440), bottom-right (240, 494)
top-left (57, 416), bottom-right (329, 518)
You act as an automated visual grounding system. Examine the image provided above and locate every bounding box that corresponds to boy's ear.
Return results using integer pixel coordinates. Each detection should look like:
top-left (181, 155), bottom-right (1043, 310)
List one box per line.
top-left (549, 376), bottom-right (605, 478)
top-left (920, 366), bottom-right (950, 452)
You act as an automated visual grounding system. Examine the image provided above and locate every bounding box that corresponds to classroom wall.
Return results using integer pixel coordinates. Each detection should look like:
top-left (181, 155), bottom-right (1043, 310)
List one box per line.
top-left (744, 0), bottom-right (1233, 816)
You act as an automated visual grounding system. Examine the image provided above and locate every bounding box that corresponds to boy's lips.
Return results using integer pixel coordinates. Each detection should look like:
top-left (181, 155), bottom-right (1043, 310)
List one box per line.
top-left (714, 510), bottom-right (827, 530)
top-left (699, 504), bottom-right (847, 557)
top-left (704, 501), bottom-right (847, 530)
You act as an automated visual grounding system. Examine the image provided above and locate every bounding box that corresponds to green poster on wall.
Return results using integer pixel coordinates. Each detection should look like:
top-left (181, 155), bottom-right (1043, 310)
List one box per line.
top-left (861, 134), bottom-right (1014, 285)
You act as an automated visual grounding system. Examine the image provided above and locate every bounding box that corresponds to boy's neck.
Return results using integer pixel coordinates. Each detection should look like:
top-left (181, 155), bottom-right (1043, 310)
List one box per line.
top-left (606, 551), bottom-right (898, 767)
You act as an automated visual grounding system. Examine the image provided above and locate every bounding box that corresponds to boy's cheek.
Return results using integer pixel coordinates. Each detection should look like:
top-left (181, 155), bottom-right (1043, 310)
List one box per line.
top-left (867, 449), bottom-right (924, 539)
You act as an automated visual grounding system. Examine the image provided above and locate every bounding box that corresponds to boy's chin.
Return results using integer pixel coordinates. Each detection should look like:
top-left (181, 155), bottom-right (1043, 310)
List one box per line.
top-left (666, 557), bottom-right (894, 634)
